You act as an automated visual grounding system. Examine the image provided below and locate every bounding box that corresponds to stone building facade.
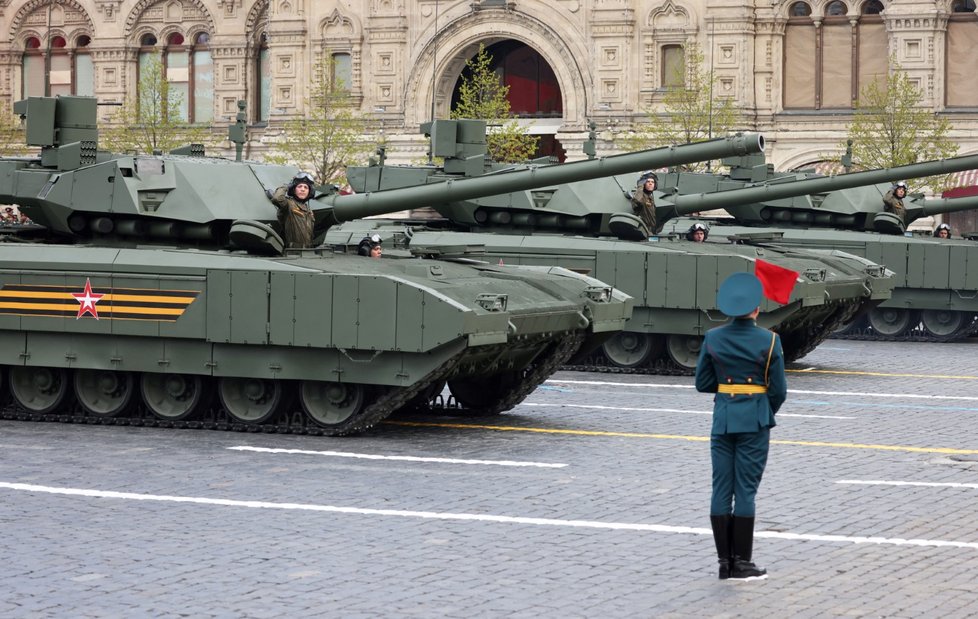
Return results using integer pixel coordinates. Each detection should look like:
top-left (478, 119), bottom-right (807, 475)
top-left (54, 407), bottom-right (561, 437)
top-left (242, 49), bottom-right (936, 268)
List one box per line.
top-left (1, 0), bottom-right (976, 170)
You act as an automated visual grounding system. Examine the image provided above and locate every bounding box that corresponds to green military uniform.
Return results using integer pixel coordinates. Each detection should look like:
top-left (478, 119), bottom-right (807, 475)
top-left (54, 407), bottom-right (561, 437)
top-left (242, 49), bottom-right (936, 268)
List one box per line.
top-left (695, 272), bottom-right (787, 581)
top-left (630, 172), bottom-right (658, 236)
top-left (269, 176), bottom-right (316, 249)
top-left (882, 183), bottom-right (908, 226)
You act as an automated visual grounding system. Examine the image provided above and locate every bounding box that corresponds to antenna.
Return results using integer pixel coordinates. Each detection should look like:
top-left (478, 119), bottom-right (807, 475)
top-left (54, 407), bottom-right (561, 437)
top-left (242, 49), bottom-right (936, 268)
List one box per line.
top-left (44, 3), bottom-right (53, 97)
top-left (706, 18), bottom-right (716, 172)
top-left (428, 0), bottom-right (439, 164)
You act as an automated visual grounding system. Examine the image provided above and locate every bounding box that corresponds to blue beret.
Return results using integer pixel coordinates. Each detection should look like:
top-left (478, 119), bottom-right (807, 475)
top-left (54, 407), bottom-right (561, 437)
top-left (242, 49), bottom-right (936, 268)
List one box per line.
top-left (717, 272), bottom-right (763, 317)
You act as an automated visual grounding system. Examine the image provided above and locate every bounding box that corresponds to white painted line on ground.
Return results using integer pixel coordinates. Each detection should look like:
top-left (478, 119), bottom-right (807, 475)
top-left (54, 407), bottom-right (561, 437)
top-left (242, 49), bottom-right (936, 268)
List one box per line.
top-left (521, 402), bottom-right (854, 420)
top-left (2, 482), bottom-right (976, 550)
top-left (837, 480), bottom-right (978, 490)
top-left (547, 380), bottom-right (978, 401)
top-left (227, 446), bottom-right (567, 468)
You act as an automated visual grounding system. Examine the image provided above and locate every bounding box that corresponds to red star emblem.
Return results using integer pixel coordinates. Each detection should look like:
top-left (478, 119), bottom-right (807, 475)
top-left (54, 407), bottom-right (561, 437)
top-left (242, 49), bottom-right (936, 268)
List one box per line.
top-left (72, 278), bottom-right (104, 320)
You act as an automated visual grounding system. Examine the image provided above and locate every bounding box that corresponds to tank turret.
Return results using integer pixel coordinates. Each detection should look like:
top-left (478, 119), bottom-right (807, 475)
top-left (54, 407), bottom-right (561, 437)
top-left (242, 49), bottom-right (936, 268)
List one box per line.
top-left (0, 97), bottom-right (763, 253)
top-left (654, 151), bottom-right (978, 235)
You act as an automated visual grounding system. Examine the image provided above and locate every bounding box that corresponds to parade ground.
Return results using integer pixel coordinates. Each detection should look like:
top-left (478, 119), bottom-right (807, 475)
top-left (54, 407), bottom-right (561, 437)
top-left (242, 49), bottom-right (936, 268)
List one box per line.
top-left (2, 337), bottom-right (977, 618)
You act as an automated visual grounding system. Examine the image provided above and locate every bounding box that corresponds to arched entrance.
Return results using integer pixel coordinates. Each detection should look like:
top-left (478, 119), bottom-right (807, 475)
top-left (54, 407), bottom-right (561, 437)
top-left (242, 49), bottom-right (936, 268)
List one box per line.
top-left (450, 40), bottom-right (565, 160)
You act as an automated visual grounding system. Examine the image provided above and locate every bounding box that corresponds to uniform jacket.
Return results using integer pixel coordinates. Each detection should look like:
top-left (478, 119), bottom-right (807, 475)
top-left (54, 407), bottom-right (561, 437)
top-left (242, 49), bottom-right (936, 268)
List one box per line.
top-left (271, 186), bottom-right (315, 248)
top-left (695, 318), bottom-right (787, 435)
top-left (630, 185), bottom-right (658, 234)
top-left (882, 189), bottom-right (906, 222)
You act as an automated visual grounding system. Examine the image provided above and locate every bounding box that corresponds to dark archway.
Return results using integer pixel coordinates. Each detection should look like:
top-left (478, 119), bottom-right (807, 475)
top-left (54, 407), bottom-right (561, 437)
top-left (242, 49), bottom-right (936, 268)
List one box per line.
top-left (451, 40), bottom-right (565, 160)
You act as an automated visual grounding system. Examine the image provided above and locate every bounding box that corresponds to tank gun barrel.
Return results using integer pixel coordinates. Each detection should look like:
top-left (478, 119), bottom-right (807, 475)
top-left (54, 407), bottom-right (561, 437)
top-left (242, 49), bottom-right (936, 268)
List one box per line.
top-left (666, 154), bottom-right (978, 217)
top-left (317, 133), bottom-right (765, 224)
top-left (911, 194), bottom-right (978, 221)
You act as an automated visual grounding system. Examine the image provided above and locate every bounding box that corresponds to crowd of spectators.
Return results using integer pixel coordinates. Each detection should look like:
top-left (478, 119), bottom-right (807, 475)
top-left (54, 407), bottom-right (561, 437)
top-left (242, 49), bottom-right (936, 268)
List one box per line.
top-left (1, 206), bottom-right (32, 226)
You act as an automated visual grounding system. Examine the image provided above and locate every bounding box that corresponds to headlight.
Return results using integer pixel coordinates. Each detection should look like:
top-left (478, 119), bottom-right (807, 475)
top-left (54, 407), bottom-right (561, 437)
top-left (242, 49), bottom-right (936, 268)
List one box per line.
top-left (476, 293), bottom-right (508, 312)
top-left (584, 286), bottom-right (612, 303)
top-left (803, 268), bottom-right (826, 282)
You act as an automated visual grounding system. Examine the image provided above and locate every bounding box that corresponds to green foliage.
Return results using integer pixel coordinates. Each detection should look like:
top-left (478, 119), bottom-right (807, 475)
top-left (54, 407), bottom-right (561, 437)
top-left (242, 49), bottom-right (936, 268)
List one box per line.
top-left (844, 61), bottom-right (958, 193)
top-left (264, 56), bottom-right (370, 186)
top-left (0, 105), bottom-right (31, 156)
top-left (620, 43), bottom-right (737, 172)
top-left (100, 53), bottom-right (213, 154)
top-left (451, 44), bottom-right (537, 163)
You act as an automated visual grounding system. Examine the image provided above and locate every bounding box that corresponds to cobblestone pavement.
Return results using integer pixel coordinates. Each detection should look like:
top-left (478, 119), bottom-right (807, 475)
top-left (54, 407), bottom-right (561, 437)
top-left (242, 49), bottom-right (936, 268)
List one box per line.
top-left (2, 338), bottom-right (977, 618)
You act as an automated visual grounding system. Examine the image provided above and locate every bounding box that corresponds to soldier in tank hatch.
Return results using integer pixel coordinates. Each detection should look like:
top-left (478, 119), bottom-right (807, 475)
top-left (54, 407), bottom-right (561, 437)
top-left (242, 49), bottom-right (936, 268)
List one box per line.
top-left (357, 234), bottom-right (383, 258)
top-left (630, 171), bottom-right (659, 236)
top-left (686, 222), bottom-right (709, 242)
top-left (267, 172), bottom-right (317, 249)
top-left (695, 272), bottom-right (788, 581)
top-left (934, 223), bottom-right (951, 239)
top-left (882, 180), bottom-right (908, 225)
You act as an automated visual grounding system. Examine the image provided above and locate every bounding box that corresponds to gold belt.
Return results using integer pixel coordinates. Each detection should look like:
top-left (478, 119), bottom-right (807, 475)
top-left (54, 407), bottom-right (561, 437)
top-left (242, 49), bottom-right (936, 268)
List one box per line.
top-left (718, 384), bottom-right (767, 395)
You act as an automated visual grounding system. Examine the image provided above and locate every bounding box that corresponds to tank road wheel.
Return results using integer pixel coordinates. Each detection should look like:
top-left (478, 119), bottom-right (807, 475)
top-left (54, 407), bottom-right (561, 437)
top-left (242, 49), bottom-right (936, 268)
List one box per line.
top-left (867, 307), bottom-right (917, 337)
top-left (74, 369), bottom-right (137, 418)
top-left (300, 381), bottom-right (367, 429)
top-left (920, 309), bottom-right (969, 340)
top-left (218, 377), bottom-right (287, 424)
top-left (665, 334), bottom-right (704, 371)
top-left (601, 332), bottom-right (664, 369)
top-left (9, 367), bottom-right (72, 414)
top-left (141, 373), bottom-right (209, 421)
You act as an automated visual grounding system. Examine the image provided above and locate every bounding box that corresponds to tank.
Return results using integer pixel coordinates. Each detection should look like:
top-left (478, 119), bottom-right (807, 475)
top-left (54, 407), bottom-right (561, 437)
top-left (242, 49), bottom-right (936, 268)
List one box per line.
top-left (322, 120), bottom-right (896, 371)
top-left (0, 95), bottom-right (643, 436)
top-left (650, 150), bottom-right (978, 341)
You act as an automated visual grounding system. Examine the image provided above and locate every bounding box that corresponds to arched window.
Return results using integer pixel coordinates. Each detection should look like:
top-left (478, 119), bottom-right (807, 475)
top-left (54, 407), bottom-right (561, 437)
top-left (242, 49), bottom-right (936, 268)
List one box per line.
top-left (21, 34), bottom-right (94, 98)
top-left (332, 52), bottom-right (352, 91)
top-left (947, 0), bottom-right (978, 105)
top-left (783, 0), bottom-right (883, 110)
top-left (826, 1), bottom-right (848, 15)
top-left (255, 32), bottom-right (271, 123)
top-left (22, 37), bottom-right (44, 97)
top-left (139, 31), bottom-right (213, 123)
top-left (790, 2), bottom-right (812, 16)
top-left (861, 0), bottom-right (884, 14)
top-left (661, 45), bottom-right (685, 88)
top-left (75, 36), bottom-right (94, 96)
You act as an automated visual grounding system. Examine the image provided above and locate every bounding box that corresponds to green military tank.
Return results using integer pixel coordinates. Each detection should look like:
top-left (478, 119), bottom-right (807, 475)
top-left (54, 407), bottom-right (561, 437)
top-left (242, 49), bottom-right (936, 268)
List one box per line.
top-left (0, 96), bottom-right (654, 435)
top-left (322, 120), bottom-right (896, 371)
top-left (651, 150), bottom-right (978, 341)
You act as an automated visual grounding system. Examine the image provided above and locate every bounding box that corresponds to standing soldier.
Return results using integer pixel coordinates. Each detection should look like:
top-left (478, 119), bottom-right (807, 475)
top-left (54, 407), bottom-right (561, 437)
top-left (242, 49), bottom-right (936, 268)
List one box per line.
top-left (267, 172), bottom-right (317, 249)
top-left (882, 181), bottom-right (909, 226)
top-left (630, 172), bottom-right (659, 236)
top-left (695, 272), bottom-right (788, 581)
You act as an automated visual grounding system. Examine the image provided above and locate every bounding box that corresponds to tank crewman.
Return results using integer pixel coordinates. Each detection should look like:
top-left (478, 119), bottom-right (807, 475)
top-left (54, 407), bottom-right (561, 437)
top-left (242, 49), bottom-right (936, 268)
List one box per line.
top-left (266, 171), bottom-right (317, 248)
top-left (882, 181), bottom-right (909, 225)
top-left (934, 223), bottom-right (951, 239)
top-left (357, 234), bottom-right (383, 258)
top-left (630, 171), bottom-right (659, 236)
top-left (686, 222), bottom-right (709, 242)
top-left (695, 272), bottom-right (787, 581)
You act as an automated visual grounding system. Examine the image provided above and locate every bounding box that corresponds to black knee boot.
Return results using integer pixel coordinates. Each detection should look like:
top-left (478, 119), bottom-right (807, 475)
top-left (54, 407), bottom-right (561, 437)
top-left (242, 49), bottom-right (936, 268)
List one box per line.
top-left (709, 515), bottom-right (732, 579)
top-left (730, 516), bottom-right (767, 580)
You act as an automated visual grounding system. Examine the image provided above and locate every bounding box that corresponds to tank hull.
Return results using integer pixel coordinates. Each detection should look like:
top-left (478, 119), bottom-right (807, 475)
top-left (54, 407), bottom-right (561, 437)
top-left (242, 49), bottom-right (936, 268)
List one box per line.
top-left (659, 219), bottom-right (978, 342)
top-left (0, 244), bottom-right (631, 434)
top-left (325, 222), bottom-right (893, 371)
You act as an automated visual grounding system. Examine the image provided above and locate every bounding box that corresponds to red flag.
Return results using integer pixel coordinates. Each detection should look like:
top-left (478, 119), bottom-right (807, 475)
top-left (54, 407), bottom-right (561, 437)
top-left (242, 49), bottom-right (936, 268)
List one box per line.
top-left (755, 259), bottom-right (800, 304)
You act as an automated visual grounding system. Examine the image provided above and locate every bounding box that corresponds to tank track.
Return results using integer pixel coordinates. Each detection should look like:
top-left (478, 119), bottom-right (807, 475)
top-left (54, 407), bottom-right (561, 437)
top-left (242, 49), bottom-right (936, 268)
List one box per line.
top-left (780, 302), bottom-right (861, 362)
top-left (433, 331), bottom-right (589, 411)
top-left (560, 356), bottom-right (695, 376)
top-left (831, 315), bottom-right (978, 343)
top-left (0, 350), bottom-right (468, 437)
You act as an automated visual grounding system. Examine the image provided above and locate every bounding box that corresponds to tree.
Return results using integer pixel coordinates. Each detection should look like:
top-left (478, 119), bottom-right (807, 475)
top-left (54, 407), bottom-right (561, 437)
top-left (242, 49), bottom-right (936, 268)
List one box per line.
top-left (0, 105), bottom-right (30, 156)
top-left (620, 43), bottom-right (737, 172)
top-left (100, 53), bottom-right (213, 154)
top-left (451, 44), bottom-right (538, 163)
top-left (844, 61), bottom-right (958, 193)
top-left (265, 56), bottom-right (369, 186)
